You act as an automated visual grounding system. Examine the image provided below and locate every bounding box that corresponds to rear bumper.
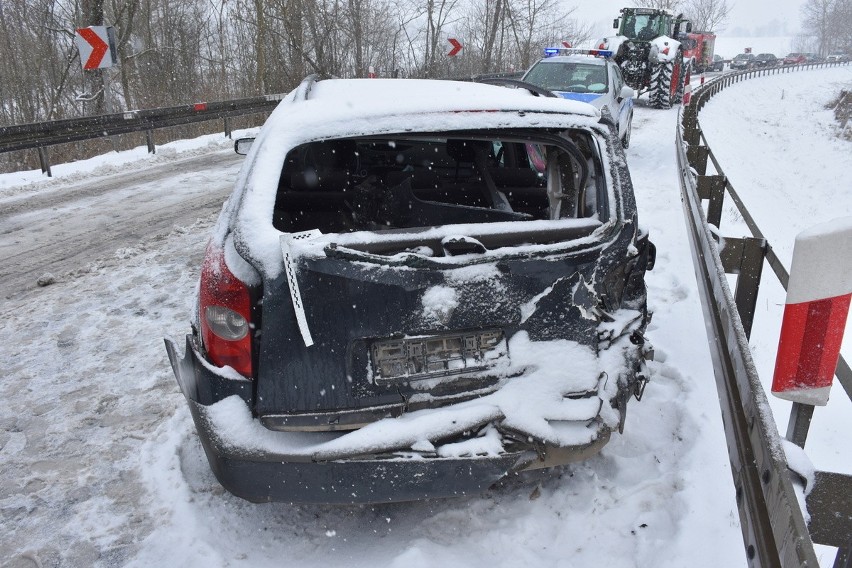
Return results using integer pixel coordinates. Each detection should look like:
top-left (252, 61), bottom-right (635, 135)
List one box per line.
top-left (165, 335), bottom-right (613, 504)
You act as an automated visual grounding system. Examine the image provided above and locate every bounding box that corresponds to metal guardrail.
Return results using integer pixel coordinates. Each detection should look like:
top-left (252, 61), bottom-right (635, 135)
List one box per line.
top-left (0, 93), bottom-right (285, 175)
top-left (678, 61), bottom-right (852, 567)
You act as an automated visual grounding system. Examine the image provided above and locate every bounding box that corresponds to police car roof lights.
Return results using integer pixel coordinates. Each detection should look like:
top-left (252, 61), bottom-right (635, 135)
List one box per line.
top-left (543, 47), bottom-right (614, 59)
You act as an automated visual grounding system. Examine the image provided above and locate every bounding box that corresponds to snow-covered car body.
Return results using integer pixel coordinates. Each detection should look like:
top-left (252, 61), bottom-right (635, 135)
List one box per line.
top-left (165, 76), bottom-right (655, 504)
top-left (753, 53), bottom-right (778, 67)
top-left (826, 52), bottom-right (849, 63)
top-left (783, 53), bottom-right (806, 65)
top-left (522, 49), bottom-right (634, 147)
top-left (730, 53), bottom-right (755, 70)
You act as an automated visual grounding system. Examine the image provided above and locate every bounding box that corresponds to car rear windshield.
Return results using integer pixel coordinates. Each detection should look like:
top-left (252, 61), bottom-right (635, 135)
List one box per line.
top-left (272, 130), bottom-right (606, 234)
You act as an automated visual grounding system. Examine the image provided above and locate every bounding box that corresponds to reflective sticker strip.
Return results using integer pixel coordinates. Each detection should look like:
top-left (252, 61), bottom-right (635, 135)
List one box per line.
top-left (280, 229), bottom-right (323, 347)
top-left (772, 293), bottom-right (851, 405)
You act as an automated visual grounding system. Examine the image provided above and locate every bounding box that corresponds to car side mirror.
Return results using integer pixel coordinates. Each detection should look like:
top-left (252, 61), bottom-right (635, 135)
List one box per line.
top-left (613, 18), bottom-right (619, 29)
top-left (618, 85), bottom-right (635, 101)
top-left (234, 137), bottom-right (255, 155)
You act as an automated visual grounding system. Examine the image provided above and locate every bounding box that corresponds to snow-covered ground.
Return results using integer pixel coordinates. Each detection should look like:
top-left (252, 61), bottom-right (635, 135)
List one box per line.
top-left (1, 66), bottom-right (849, 567)
top-left (699, 67), bottom-right (852, 476)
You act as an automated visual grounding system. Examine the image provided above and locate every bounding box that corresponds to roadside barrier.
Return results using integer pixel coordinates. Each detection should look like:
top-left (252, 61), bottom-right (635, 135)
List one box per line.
top-left (678, 61), bottom-right (852, 566)
top-left (0, 94), bottom-right (285, 176)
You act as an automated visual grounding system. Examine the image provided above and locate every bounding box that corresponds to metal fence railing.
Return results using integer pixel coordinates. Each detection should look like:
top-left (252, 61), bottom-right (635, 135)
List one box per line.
top-left (0, 93), bottom-right (285, 176)
top-left (678, 61), bottom-right (852, 567)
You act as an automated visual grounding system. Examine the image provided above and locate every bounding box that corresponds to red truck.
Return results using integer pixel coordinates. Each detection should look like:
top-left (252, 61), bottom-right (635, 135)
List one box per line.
top-left (682, 31), bottom-right (716, 73)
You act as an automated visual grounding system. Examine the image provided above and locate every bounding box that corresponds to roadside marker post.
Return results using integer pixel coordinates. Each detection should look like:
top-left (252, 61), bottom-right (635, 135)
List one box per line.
top-left (74, 26), bottom-right (117, 70)
top-left (772, 218), bottom-right (852, 406)
top-left (683, 67), bottom-right (692, 106)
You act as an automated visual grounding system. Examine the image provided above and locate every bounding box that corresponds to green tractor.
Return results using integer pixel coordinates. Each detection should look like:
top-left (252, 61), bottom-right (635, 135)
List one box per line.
top-left (596, 8), bottom-right (692, 109)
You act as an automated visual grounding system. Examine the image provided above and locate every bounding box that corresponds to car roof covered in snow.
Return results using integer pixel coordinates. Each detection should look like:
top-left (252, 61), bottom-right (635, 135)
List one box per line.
top-left (275, 77), bottom-right (600, 124)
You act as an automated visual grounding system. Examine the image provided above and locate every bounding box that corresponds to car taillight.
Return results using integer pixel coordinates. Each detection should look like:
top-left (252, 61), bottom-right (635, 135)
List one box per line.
top-left (199, 242), bottom-right (253, 377)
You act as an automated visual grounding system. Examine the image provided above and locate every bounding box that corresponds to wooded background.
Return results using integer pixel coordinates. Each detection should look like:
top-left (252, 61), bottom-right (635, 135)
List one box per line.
top-left (0, 0), bottom-right (847, 128)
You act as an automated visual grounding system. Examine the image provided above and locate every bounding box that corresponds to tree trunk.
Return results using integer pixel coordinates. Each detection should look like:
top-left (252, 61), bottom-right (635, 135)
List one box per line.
top-left (81, 0), bottom-right (107, 115)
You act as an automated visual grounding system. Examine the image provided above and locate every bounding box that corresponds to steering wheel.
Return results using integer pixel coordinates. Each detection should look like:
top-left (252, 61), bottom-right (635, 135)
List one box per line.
top-left (568, 84), bottom-right (590, 93)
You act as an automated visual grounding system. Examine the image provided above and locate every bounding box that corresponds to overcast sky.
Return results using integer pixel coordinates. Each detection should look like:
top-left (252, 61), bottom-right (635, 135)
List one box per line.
top-left (572, 0), bottom-right (806, 39)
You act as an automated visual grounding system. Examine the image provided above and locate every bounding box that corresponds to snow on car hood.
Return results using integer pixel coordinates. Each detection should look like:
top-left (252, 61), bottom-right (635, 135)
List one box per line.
top-left (221, 78), bottom-right (615, 280)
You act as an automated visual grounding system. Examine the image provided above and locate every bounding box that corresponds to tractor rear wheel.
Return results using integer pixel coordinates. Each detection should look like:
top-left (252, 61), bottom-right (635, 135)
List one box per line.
top-left (649, 51), bottom-right (684, 109)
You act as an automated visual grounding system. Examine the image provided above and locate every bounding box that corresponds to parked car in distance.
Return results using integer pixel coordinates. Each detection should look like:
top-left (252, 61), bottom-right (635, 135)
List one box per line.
top-left (804, 53), bottom-right (823, 63)
top-left (753, 53), bottom-right (778, 67)
top-left (783, 53), bottom-right (807, 65)
top-left (522, 48), bottom-right (635, 148)
top-left (711, 54), bottom-right (725, 72)
top-left (826, 52), bottom-right (849, 63)
top-left (730, 53), bottom-right (755, 70)
top-left (164, 75), bottom-right (655, 504)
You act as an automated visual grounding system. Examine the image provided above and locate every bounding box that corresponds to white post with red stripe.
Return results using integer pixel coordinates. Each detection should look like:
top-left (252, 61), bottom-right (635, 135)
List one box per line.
top-left (772, 217), bottom-right (852, 405)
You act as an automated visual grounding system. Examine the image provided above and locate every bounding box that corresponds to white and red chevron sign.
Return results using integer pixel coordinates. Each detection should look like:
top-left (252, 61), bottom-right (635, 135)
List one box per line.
top-left (75, 26), bottom-right (116, 70)
top-left (772, 217), bottom-right (852, 405)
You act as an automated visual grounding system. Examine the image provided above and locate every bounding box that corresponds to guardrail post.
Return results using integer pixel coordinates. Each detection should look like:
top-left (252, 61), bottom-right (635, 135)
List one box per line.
top-left (684, 122), bottom-right (701, 146)
top-left (686, 145), bottom-right (710, 175)
top-left (806, 471), bottom-right (852, 553)
top-left (37, 146), bottom-right (52, 177)
top-left (719, 236), bottom-right (767, 338)
top-left (785, 402), bottom-right (815, 447)
top-left (223, 117), bottom-right (232, 139)
top-left (696, 174), bottom-right (726, 227)
top-left (145, 130), bottom-right (156, 154)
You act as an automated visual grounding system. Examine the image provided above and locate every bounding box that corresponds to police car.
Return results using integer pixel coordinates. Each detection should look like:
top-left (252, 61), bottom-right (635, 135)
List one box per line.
top-left (522, 48), bottom-right (635, 148)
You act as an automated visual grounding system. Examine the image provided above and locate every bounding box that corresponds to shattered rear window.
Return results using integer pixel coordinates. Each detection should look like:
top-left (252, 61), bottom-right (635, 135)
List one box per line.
top-left (272, 130), bottom-right (606, 234)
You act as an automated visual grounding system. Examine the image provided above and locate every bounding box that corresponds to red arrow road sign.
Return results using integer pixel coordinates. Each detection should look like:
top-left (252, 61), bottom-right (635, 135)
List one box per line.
top-left (75, 26), bottom-right (114, 70)
top-left (448, 38), bottom-right (462, 57)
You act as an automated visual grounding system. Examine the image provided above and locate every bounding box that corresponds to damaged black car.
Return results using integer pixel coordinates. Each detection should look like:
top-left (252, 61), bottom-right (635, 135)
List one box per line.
top-left (165, 75), bottom-right (655, 504)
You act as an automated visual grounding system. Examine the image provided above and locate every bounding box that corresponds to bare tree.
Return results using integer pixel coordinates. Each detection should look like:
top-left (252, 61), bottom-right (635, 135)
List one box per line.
top-left (505, 0), bottom-right (583, 70)
top-left (633, 0), bottom-right (684, 12)
top-left (829, 0), bottom-right (852, 52)
top-left (801, 0), bottom-right (836, 55)
top-left (683, 0), bottom-right (732, 32)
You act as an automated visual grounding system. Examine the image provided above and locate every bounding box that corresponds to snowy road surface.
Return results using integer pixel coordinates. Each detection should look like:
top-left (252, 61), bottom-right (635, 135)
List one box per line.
top-left (0, 149), bottom-right (240, 303)
top-left (1, 66), bottom-right (849, 567)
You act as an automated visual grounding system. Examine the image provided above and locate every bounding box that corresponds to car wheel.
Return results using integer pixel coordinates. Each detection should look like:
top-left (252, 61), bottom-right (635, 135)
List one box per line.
top-left (621, 112), bottom-right (632, 149)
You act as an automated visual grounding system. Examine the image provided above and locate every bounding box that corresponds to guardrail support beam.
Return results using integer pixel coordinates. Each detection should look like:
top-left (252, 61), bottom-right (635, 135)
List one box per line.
top-left (687, 145), bottom-right (710, 175)
top-left (683, 114), bottom-right (701, 146)
top-left (719, 236), bottom-right (766, 339)
top-left (697, 175), bottom-right (727, 227)
top-left (806, 471), bottom-right (852, 550)
top-left (37, 147), bottom-right (52, 177)
top-left (785, 402), bottom-right (814, 447)
top-left (145, 130), bottom-right (156, 154)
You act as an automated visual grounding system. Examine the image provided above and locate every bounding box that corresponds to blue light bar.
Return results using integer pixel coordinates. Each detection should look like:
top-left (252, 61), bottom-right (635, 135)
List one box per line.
top-left (542, 47), bottom-right (614, 58)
